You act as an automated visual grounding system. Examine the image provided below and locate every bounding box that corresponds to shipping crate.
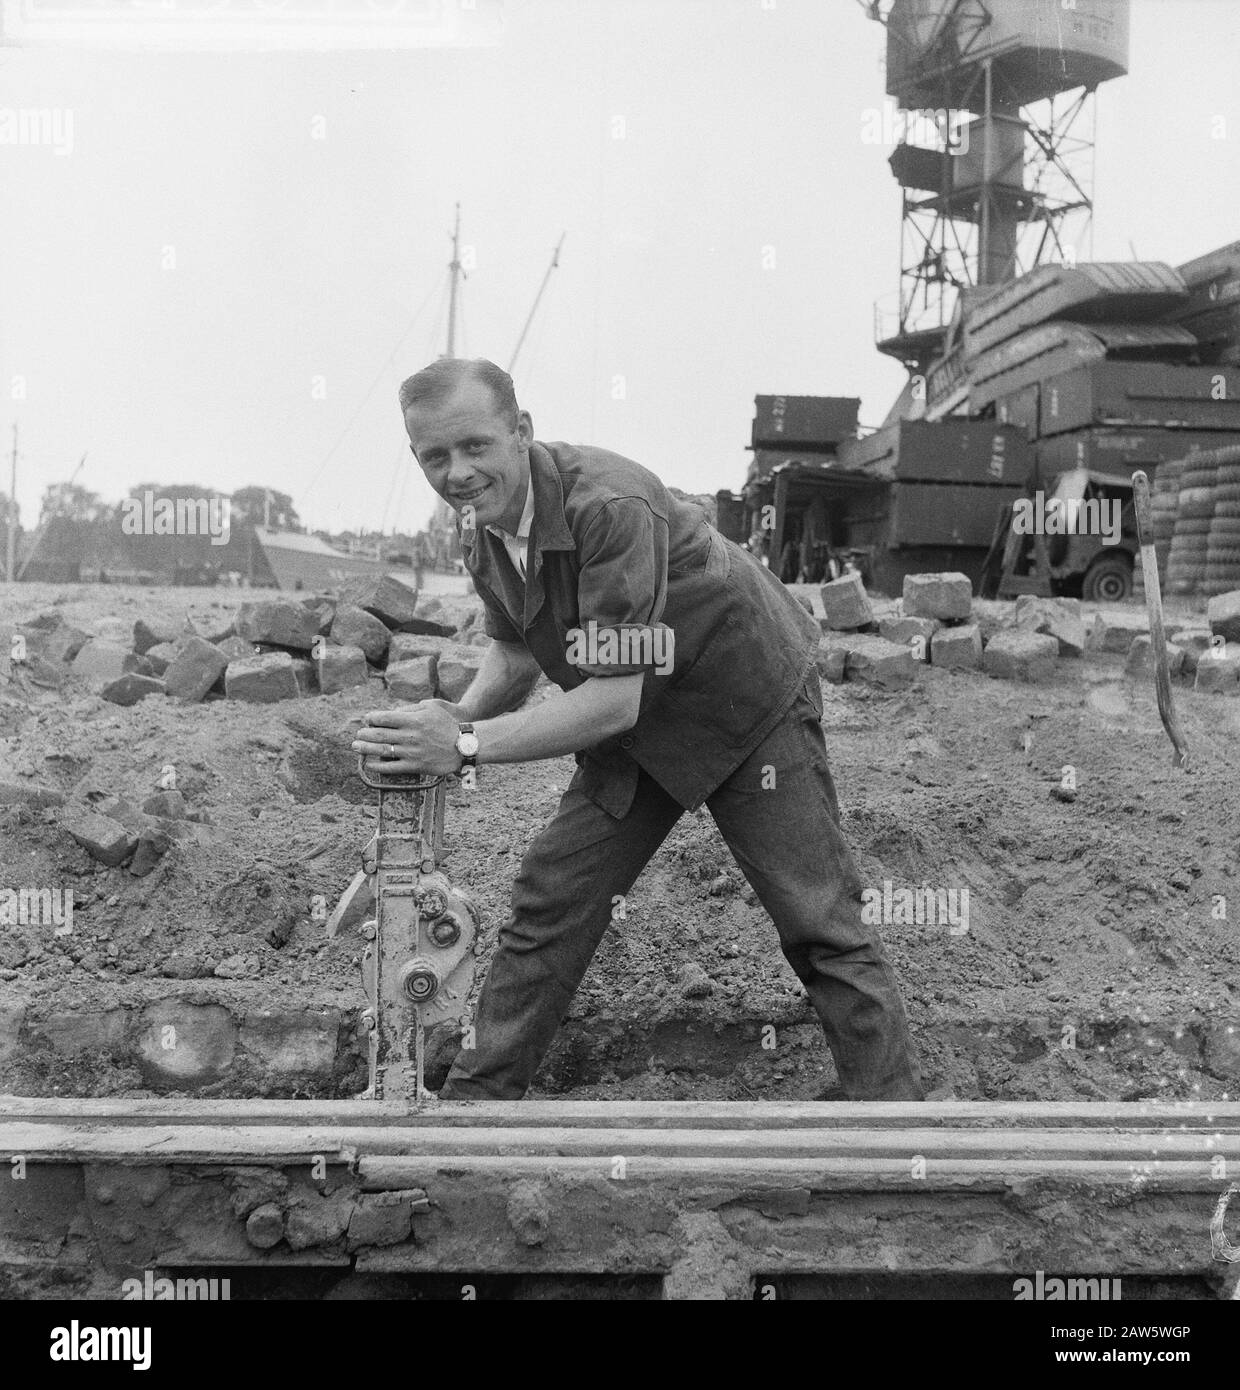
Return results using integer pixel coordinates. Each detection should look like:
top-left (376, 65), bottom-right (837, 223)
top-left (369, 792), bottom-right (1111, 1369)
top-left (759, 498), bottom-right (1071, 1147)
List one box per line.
top-left (837, 419), bottom-right (1031, 487)
top-left (1175, 241), bottom-right (1240, 363)
top-left (1177, 301), bottom-right (1240, 363)
top-left (963, 261), bottom-right (1187, 359)
top-left (1040, 362), bottom-right (1240, 437)
top-left (751, 395), bottom-right (860, 449)
top-left (1035, 426), bottom-right (1234, 480)
top-left (889, 481), bottom-right (1023, 549)
top-left (967, 322), bottom-right (1197, 412)
top-left (1177, 240), bottom-right (1240, 312)
top-left (992, 382), bottom-right (1040, 438)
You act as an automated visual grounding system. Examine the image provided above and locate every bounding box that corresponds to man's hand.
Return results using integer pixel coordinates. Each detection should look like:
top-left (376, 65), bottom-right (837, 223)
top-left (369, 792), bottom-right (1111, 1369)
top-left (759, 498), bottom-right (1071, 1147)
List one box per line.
top-left (350, 703), bottom-right (462, 776)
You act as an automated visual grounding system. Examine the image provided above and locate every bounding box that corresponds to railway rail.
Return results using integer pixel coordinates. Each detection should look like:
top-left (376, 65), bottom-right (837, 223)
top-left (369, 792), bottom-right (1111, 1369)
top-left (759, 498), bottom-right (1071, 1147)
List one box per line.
top-left (3, 1099), bottom-right (1240, 1298)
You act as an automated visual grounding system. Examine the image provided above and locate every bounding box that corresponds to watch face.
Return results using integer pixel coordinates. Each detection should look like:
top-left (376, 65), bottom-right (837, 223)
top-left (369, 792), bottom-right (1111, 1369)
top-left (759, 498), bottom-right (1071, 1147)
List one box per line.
top-left (458, 732), bottom-right (480, 757)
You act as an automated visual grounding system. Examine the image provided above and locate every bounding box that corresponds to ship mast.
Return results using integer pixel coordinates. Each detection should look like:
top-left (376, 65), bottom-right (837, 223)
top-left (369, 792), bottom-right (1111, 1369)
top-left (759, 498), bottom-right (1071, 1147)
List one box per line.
top-left (509, 233), bottom-right (566, 374)
top-left (444, 202), bottom-right (463, 358)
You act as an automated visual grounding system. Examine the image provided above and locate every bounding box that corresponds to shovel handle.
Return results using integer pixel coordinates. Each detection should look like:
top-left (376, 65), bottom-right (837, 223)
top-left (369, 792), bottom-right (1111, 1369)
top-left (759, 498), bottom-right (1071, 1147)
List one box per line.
top-left (1132, 470), bottom-right (1188, 770)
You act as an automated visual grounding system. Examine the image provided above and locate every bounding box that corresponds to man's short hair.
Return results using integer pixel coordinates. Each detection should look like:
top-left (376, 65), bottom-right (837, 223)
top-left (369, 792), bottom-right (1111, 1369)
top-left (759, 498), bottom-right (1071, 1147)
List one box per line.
top-left (398, 358), bottom-right (519, 429)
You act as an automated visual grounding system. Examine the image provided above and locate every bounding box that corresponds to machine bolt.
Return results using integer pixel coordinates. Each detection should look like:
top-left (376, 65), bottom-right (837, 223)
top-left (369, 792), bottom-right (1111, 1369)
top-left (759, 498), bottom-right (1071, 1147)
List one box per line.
top-left (400, 959), bottom-right (439, 1004)
top-left (360, 919), bottom-right (377, 941)
top-left (359, 1008), bottom-right (376, 1033)
top-left (429, 915), bottom-right (461, 948)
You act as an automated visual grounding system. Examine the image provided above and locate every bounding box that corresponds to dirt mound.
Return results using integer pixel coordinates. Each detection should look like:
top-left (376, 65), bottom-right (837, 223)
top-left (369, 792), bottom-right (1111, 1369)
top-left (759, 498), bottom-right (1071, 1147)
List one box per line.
top-left (1, 582), bottom-right (1238, 1103)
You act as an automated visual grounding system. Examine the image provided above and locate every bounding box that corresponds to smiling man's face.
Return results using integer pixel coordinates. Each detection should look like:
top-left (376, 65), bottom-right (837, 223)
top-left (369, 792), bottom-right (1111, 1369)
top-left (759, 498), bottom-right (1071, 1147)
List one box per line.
top-left (405, 377), bottom-right (533, 534)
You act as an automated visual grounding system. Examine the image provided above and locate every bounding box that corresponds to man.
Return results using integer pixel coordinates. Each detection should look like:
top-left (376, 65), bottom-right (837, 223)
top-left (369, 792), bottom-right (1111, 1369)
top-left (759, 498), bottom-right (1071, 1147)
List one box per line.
top-left (352, 357), bottom-right (923, 1102)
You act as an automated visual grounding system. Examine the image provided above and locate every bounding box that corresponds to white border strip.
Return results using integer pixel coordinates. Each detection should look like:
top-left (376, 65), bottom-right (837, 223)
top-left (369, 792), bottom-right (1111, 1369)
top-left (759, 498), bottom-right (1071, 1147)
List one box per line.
top-left (0, 0), bottom-right (505, 51)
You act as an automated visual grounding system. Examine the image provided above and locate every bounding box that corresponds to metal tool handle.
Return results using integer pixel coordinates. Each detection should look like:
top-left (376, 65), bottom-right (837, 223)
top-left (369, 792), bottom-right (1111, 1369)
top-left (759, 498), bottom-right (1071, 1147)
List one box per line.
top-left (355, 754), bottom-right (445, 791)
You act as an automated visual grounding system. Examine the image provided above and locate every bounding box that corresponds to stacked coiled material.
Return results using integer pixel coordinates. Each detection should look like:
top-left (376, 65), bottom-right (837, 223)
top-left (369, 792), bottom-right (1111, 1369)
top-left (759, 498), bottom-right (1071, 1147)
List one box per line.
top-left (1204, 445), bottom-right (1240, 596)
top-left (1165, 453), bottom-right (1220, 595)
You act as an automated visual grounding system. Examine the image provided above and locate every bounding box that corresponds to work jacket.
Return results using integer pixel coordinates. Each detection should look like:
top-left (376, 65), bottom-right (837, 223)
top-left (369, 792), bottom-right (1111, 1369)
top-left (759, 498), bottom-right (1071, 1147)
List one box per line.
top-left (464, 440), bottom-right (819, 818)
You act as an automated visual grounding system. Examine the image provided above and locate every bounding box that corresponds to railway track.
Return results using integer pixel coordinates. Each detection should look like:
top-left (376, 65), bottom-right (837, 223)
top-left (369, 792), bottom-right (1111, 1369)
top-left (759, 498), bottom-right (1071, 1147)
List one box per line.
top-left (3, 1098), bottom-right (1239, 1299)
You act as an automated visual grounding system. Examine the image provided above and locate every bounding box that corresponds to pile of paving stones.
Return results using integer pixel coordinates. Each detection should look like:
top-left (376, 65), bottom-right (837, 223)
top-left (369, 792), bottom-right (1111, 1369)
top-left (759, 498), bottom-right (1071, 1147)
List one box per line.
top-left (815, 570), bottom-right (1240, 694)
top-left (1086, 592), bottom-right (1240, 692)
top-left (7, 575), bottom-right (491, 709)
top-left (815, 570), bottom-right (1081, 687)
top-left (2, 577), bottom-right (498, 876)
top-left (1155, 590), bottom-right (1240, 692)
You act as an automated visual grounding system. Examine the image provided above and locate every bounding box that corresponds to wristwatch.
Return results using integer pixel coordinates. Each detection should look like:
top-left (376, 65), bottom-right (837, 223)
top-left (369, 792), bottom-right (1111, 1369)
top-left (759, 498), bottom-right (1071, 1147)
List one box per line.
top-left (455, 722), bottom-right (480, 773)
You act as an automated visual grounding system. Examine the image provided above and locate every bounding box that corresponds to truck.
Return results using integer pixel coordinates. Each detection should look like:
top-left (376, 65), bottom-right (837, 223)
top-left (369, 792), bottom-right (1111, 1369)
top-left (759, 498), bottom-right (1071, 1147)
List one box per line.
top-left (979, 467), bottom-right (1138, 601)
top-left (739, 416), bottom-right (1030, 595)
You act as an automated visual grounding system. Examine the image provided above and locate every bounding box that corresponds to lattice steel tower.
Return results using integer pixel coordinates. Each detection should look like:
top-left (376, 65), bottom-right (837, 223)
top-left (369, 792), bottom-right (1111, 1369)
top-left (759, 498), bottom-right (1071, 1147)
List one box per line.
top-left (863, 0), bottom-right (1130, 370)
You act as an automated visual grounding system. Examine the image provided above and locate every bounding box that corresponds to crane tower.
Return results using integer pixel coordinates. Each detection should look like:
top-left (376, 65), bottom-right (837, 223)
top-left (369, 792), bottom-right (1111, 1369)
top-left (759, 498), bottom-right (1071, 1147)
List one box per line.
top-left (866, 0), bottom-right (1130, 369)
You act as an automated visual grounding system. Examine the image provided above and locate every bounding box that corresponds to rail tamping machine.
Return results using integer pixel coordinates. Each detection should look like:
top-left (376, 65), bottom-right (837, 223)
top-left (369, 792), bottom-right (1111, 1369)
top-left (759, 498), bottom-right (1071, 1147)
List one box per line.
top-left (352, 757), bottom-right (481, 1105)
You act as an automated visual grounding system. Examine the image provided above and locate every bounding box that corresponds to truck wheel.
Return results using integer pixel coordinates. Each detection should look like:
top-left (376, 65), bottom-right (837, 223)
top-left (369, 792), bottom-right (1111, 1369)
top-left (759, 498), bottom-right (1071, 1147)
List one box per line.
top-left (1083, 554), bottom-right (1133, 603)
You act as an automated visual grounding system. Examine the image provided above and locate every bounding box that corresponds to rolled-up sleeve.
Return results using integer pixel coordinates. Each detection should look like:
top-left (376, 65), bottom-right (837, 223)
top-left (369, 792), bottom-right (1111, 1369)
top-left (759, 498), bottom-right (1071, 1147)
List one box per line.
top-left (570, 498), bottom-right (672, 677)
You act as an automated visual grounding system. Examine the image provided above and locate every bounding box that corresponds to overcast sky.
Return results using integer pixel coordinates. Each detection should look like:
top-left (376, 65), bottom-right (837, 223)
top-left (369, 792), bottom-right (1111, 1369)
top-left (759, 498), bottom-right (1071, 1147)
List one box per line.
top-left (2, 0), bottom-right (1238, 536)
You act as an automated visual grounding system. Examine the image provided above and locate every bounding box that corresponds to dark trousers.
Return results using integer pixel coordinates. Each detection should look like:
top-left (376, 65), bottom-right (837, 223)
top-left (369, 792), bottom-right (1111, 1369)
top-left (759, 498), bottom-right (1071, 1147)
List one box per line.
top-left (440, 680), bottom-right (924, 1101)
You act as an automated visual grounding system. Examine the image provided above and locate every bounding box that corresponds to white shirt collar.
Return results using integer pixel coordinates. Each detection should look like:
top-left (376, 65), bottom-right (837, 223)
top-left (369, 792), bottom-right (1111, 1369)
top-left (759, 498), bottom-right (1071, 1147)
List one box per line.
top-left (484, 476), bottom-right (535, 580)
top-left (487, 475), bottom-right (535, 540)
